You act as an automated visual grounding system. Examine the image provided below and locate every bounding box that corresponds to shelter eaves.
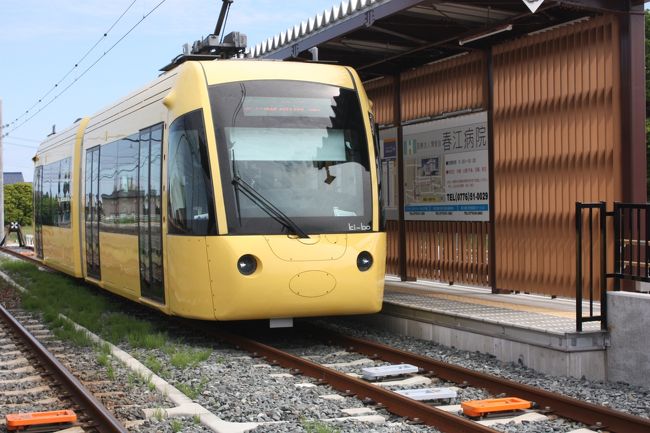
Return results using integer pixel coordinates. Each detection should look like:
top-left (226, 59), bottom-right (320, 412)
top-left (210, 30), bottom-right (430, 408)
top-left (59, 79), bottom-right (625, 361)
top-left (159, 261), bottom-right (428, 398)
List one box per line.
top-left (251, 0), bottom-right (642, 80)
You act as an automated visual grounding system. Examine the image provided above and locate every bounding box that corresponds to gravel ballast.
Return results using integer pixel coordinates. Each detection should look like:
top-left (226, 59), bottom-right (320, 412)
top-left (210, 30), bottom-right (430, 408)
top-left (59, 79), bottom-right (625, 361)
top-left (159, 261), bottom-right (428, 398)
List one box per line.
top-left (318, 317), bottom-right (650, 420)
top-left (2, 261), bottom-right (649, 433)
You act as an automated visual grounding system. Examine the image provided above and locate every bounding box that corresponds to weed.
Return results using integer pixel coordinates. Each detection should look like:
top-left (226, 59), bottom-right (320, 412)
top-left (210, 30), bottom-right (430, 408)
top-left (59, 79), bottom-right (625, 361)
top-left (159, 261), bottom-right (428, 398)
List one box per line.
top-left (96, 343), bottom-right (112, 367)
top-left (152, 408), bottom-right (165, 421)
top-left (144, 355), bottom-right (164, 376)
top-left (52, 320), bottom-right (92, 347)
top-left (176, 382), bottom-right (194, 398)
top-left (146, 373), bottom-right (157, 392)
top-left (176, 377), bottom-right (209, 400)
top-left (167, 346), bottom-right (212, 369)
top-left (99, 342), bottom-right (112, 355)
top-left (170, 419), bottom-right (182, 432)
top-left (127, 372), bottom-right (140, 387)
top-left (301, 418), bottom-right (340, 433)
top-left (106, 363), bottom-right (115, 380)
top-left (97, 351), bottom-right (110, 367)
top-left (193, 414), bottom-right (201, 424)
top-left (128, 332), bottom-right (167, 349)
top-left (102, 312), bottom-right (157, 346)
top-left (96, 342), bottom-right (115, 379)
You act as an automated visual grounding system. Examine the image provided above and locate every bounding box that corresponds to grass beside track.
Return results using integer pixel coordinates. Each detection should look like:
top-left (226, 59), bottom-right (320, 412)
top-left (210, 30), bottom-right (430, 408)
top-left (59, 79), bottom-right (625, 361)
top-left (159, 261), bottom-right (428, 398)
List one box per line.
top-left (1, 259), bottom-right (165, 348)
top-left (1, 258), bottom-right (360, 432)
top-left (0, 259), bottom-right (213, 376)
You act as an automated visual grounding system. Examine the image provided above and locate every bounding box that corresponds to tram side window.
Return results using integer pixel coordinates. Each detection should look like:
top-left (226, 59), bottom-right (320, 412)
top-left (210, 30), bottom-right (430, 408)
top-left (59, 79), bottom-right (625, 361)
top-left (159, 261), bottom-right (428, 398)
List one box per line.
top-left (49, 163), bottom-right (55, 226)
top-left (167, 109), bottom-right (216, 235)
top-left (33, 166), bottom-right (42, 226)
top-left (53, 161), bottom-right (61, 225)
top-left (116, 134), bottom-right (139, 234)
top-left (41, 163), bottom-right (53, 226)
top-left (93, 135), bottom-right (140, 235)
top-left (60, 157), bottom-right (71, 227)
top-left (37, 157), bottom-right (72, 228)
top-left (98, 141), bottom-right (118, 232)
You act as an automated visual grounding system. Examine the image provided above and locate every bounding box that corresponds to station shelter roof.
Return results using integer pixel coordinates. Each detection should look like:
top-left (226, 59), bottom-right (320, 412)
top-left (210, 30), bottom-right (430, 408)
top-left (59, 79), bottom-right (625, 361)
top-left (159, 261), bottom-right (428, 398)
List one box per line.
top-left (252, 0), bottom-right (644, 81)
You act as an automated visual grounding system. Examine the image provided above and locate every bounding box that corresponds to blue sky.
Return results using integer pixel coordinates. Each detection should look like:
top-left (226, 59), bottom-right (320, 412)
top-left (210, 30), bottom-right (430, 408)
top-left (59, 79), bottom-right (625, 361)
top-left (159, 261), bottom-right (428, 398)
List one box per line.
top-left (0, 0), bottom-right (337, 181)
top-left (2, 1), bottom-right (648, 182)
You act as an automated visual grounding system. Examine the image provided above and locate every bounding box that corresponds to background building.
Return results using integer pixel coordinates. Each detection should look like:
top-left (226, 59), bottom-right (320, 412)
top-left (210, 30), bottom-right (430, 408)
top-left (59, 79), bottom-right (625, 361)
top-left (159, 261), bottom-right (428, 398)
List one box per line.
top-left (3, 172), bottom-right (24, 185)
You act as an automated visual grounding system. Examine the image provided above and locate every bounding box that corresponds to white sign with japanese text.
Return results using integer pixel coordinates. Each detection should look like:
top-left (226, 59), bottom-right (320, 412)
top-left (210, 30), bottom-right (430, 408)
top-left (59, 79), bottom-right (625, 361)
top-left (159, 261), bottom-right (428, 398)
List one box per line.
top-left (403, 112), bottom-right (489, 222)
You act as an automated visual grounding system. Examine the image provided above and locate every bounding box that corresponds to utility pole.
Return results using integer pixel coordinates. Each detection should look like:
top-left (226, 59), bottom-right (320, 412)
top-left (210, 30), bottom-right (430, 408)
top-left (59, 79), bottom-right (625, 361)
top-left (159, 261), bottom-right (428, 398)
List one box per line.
top-left (0, 99), bottom-right (4, 234)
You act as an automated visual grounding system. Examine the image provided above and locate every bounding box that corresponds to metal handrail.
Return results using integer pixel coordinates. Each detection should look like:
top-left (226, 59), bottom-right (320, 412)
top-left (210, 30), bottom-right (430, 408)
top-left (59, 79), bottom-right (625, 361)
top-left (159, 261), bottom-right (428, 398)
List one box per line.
top-left (575, 202), bottom-right (607, 332)
top-left (576, 201), bottom-right (650, 332)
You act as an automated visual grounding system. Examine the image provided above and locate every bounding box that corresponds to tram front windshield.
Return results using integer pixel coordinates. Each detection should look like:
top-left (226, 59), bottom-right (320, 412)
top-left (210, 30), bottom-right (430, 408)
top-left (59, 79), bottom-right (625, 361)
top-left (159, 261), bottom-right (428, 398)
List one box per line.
top-left (209, 80), bottom-right (372, 235)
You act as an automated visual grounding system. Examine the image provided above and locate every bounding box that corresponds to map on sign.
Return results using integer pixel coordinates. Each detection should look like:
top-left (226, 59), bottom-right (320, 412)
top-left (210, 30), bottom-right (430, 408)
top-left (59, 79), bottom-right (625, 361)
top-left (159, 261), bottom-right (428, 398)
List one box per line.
top-left (523, 0), bottom-right (544, 13)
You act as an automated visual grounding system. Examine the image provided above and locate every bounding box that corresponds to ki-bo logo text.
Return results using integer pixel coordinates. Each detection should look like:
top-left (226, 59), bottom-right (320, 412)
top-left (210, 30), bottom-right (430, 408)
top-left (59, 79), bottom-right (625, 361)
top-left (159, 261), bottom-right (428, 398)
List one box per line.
top-left (349, 222), bottom-right (371, 231)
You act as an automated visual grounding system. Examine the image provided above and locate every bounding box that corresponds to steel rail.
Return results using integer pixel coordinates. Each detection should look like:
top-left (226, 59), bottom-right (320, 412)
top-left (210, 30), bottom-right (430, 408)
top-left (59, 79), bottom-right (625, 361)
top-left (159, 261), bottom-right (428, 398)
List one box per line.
top-left (310, 325), bottom-right (650, 433)
top-left (0, 245), bottom-right (42, 266)
top-left (209, 327), bottom-right (496, 433)
top-left (0, 304), bottom-right (128, 433)
top-left (5, 246), bottom-right (646, 431)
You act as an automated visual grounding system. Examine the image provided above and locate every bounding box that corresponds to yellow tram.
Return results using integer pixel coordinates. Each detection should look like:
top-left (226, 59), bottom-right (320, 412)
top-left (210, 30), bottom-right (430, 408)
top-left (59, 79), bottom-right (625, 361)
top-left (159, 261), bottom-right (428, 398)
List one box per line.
top-left (33, 60), bottom-right (385, 321)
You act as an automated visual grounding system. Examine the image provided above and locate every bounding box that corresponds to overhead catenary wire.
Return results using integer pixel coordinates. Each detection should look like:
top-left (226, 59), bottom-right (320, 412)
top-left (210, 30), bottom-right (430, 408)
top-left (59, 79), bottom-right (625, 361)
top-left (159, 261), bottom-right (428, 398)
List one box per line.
top-left (3, 141), bottom-right (39, 149)
top-left (4, 0), bottom-right (138, 131)
top-left (3, 0), bottom-right (169, 138)
top-left (5, 165), bottom-right (34, 170)
top-left (3, 135), bottom-right (41, 143)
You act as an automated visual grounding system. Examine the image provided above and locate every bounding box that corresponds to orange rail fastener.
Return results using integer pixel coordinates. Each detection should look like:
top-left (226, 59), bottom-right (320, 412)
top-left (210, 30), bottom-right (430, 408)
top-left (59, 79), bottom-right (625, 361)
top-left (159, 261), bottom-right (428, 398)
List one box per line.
top-left (461, 397), bottom-right (533, 418)
top-left (6, 410), bottom-right (77, 430)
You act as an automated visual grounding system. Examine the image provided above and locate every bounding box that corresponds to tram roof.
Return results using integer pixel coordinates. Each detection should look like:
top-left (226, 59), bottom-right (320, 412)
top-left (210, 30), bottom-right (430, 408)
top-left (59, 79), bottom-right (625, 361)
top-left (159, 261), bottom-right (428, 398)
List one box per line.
top-left (251, 0), bottom-right (643, 80)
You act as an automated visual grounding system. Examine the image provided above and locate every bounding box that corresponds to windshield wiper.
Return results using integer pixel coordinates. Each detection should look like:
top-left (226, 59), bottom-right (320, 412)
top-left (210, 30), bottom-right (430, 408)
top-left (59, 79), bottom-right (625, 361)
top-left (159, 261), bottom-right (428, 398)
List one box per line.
top-left (231, 175), bottom-right (310, 239)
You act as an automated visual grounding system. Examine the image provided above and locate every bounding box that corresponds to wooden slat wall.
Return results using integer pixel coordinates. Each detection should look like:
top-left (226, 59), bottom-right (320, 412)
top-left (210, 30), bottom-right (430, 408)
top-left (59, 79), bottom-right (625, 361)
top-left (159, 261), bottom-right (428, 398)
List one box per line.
top-left (385, 220), bottom-right (399, 276)
top-left (364, 76), bottom-right (395, 125)
top-left (405, 221), bottom-right (489, 285)
top-left (367, 53), bottom-right (489, 284)
top-left (400, 52), bottom-right (485, 121)
top-left (400, 53), bottom-right (487, 284)
top-left (493, 16), bottom-right (621, 297)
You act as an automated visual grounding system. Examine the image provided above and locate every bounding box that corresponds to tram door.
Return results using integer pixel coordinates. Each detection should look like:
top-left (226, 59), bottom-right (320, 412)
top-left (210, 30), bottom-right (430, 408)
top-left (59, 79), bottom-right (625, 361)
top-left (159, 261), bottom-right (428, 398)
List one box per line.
top-left (137, 124), bottom-right (164, 303)
top-left (85, 147), bottom-right (101, 279)
top-left (34, 165), bottom-right (44, 258)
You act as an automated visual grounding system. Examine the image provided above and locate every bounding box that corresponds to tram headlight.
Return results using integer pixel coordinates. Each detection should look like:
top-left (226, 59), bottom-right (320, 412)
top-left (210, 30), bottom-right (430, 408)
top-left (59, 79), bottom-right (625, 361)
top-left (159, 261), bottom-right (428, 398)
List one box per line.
top-left (356, 251), bottom-right (373, 272)
top-left (237, 254), bottom-right (258, 276)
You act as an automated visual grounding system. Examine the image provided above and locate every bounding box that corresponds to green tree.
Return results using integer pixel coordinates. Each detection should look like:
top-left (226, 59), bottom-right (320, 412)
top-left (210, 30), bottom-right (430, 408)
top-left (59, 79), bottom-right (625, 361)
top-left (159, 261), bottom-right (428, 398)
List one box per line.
top-left (5, 182), bottom-right (33, 227)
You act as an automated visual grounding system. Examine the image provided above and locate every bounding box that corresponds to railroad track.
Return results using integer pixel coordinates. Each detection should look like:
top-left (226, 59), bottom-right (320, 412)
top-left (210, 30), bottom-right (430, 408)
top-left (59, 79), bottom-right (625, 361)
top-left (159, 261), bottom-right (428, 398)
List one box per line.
top-left (203, 322), bottom-right (650, 433)
top-left (0, 246), bottom-right (40, 267)
top-left (3, 245), bottom-right (650, 432)
top-left (0, 304), bottom-right (128, 433)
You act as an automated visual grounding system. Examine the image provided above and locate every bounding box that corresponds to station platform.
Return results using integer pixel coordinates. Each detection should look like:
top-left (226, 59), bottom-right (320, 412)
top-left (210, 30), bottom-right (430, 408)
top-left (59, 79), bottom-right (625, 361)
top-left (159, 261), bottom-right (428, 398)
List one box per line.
top-left (361, 277), bottom-right (608, 381)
